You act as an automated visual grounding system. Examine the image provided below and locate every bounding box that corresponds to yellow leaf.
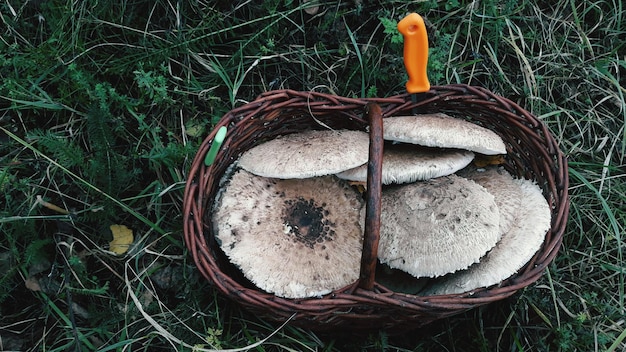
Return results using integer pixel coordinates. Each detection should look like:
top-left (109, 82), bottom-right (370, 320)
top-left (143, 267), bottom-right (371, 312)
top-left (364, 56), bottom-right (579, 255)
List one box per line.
top-left (473, 154), bottom-right (506, 167)
top-left (109, 224), bottom-right (133, 255)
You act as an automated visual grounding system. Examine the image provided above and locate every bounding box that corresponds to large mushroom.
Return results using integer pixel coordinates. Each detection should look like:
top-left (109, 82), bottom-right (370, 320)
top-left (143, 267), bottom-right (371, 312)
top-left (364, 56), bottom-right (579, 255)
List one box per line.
top-left (458, 166), bottom-right (522, 235)
top-left (336, 143), bottom-right (474, 184)
top-left (422, 177), bottom-right (551, 295)
top-left (377, 174), bottom-right (502, 278)
top-left (212, 169), bottom-right (365, 299)
top-left (383, 113), bottom-right (507, 155)
top-left (237, 129), bottom-right (369, 179)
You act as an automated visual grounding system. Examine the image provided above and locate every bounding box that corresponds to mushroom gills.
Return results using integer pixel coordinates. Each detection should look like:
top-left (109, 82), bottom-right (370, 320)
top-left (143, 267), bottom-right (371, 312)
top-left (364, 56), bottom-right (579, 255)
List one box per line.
top-left (336, 143), bottom-right (474, 184)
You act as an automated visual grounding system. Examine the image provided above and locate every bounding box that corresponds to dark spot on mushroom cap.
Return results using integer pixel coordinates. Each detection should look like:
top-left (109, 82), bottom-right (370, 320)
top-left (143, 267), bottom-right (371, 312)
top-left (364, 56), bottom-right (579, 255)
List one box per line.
top-left (282, 197), bottom-right (335, 249)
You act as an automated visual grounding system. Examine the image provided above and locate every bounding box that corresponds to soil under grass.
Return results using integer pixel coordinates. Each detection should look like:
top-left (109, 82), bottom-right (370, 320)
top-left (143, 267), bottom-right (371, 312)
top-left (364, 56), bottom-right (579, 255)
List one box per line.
top-left (1, 1), bottom-right (625, 351)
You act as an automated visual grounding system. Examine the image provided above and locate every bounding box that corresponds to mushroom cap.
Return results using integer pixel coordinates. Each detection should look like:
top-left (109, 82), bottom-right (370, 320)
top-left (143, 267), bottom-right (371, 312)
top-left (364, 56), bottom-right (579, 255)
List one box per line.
top-left (458, 166), bottom-right (522, 235)
top-left (212, 169), bottom-right (365, 299)
top-left (377, 174), bottom-right (501, 278)
top-left (237, 129), bottom-right (369, 179)
top-left (422, 178), bottom-right (551, 295)
top-left (336, 144), bottom-right (474, 184)
top-left (383, 114), bottom-right (507, 155)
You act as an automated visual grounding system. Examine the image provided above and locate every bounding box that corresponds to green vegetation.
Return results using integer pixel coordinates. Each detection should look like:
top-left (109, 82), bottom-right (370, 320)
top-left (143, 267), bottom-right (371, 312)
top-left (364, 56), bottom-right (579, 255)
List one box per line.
top-left (1, 0), bottom-right (624, 350)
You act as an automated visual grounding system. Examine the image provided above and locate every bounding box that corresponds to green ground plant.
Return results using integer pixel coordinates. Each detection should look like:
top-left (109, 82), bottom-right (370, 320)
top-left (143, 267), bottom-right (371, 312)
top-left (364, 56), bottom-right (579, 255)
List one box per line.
top-left (1, 0), bottom-right (625, 350)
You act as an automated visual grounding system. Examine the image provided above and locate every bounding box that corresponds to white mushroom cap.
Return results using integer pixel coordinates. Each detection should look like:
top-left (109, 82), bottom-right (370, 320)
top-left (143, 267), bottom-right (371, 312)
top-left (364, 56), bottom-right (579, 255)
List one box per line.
top-left (336, 144), bottom-right (474, 184)
top-left (237, 129), bottom-right (369, 179)
top-left (377, 175), bottom-right (501, 278)
top-left (422, 178), bottom-right (551, 295)
top-left (383, 114), bottom-right (507, 155)
top-left (458, 166), bottom-right (522, 235)
top-left (212, 169), bottom-right (365, 299)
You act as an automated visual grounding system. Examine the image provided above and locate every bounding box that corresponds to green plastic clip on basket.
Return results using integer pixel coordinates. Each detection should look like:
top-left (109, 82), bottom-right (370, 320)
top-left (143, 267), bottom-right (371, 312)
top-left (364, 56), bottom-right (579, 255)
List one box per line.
top-left (182, 13), bottom-right (569, 331)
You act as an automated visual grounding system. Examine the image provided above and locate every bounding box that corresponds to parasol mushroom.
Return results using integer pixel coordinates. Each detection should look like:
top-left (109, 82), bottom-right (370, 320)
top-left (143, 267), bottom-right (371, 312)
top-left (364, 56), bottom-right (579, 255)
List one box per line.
top-left (237, 129), bottom-right (369, 179)
top-left (383, 113), bottom-right (507, 155)
top-left (458, 166), bottom-right (522, 235)
top-left (377, 174), bottom-right (501, 278)
top-left (212, 169), bottom-right (365, 298)
top-left (421, 177), bottom-right (551, 295)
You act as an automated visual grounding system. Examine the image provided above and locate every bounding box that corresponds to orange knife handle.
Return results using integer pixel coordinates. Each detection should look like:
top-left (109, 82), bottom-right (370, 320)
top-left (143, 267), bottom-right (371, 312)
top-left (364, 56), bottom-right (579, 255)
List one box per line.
top-left (398, 13), bottom-right (430, 94)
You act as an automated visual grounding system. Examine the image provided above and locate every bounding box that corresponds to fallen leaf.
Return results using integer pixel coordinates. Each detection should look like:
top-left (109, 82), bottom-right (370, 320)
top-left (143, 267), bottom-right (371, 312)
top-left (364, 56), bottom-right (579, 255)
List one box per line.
top-left (71, 302), bottom-right (90, 320)
top-left (184, 120), bottom-right (206, 138)
top-left (141, 290), bottom-right (154, 308)
top-left (25, 276), bottom-right (41, 292)
top-left (473, 154), bottom-right (506, 167)
top-left (151, 265), bottom-right (184, 291)
top-left (28, 257), bottom-right (51, 276)
top-left (109, 224), bottom-right (133, 255)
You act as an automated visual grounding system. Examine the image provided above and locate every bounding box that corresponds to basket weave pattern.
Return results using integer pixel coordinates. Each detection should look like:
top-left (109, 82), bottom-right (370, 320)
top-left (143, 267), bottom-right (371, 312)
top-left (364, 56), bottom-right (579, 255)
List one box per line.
top-left (183, 85), bottom-right (569, 330)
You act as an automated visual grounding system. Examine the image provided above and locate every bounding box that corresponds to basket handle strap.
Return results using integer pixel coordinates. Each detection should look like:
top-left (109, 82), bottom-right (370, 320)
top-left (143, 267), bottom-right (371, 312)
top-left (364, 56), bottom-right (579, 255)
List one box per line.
top-left (358, 103), bottom-right (384, 290)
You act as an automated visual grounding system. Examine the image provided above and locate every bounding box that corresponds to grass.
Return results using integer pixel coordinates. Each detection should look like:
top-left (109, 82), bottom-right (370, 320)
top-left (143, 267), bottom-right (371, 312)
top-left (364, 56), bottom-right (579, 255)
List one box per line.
top-left (1, 0), bottom-right (625, 350)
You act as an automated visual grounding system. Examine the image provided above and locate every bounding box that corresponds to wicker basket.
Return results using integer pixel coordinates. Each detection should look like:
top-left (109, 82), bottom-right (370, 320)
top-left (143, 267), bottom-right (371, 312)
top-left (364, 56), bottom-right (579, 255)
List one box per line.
top-left (183, 85), bottom-right (569, 331)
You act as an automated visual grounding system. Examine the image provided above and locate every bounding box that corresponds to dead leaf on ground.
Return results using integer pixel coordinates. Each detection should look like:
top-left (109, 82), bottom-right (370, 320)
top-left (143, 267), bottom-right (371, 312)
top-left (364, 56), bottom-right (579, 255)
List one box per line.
top-left (473, 154), bottom-right (506, 167)
top-left (24, 276), bottom-right (41, 292)
top-left (151, 265), bottom-right (184, 291)
top-left (109, 224), bottom-right (134, 255)
top-left (71, 302), bottom-right (90, 320)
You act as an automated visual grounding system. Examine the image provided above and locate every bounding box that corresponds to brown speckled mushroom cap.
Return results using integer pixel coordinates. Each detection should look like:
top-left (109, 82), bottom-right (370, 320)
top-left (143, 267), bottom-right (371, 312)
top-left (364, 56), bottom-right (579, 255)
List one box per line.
top-left (336, 144), bottom-right (474, 184)
top-left (377, 174), bottom-right (501, 278)
top-left (421, 178), bottom-right (551, 295)
top-left (383, 114), bottom-right (507, 155)
top-left (237, 129), bottom-right (369, 179)
top-left (212, 169), bottom-right (365, 299)
top-left (458, 166), bottom-right (522, 235)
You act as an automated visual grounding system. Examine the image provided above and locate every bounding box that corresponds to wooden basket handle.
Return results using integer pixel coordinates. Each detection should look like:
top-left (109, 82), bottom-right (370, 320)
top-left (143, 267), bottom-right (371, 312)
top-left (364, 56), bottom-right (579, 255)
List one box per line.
top-left (358, 102), bottom-right (384, 290)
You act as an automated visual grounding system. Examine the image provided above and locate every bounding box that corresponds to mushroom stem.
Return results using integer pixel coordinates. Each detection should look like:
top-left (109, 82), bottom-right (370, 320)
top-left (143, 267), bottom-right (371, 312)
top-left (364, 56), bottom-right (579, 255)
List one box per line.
top-left (359, 103), bottom-right (384, 290)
